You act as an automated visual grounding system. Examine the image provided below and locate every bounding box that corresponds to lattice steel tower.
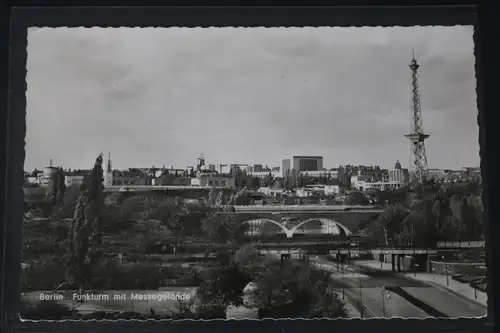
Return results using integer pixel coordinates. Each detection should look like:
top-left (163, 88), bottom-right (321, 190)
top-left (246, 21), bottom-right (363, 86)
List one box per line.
top-left (404, 51), bottom-right (429, 185)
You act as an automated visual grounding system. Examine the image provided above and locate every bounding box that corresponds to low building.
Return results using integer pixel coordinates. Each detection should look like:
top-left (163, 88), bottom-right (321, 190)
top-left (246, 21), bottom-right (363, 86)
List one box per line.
top-left (353, 180), bottom-right (407, 191)
top-left (306, 184), bottom-right (342, 196)
top-left (106, 169), bottom-right (149, 186)
top-left (248, 171), bottom-right (281, 179)
top-left (191, 175), bottom-right (235, 188)
top-left (64, 175), bottom-right (85, 187)
top-left (257, 186), bottom-right (296, 197)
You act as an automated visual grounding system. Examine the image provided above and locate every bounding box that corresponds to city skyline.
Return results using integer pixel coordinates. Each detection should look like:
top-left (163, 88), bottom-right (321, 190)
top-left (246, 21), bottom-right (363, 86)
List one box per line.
top-left (26, 27), bottom-right (478, 171)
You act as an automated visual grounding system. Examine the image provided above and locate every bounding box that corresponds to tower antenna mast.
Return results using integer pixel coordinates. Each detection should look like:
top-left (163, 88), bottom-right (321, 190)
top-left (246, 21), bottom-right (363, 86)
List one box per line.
top-left (404, 50), bottom-right (430, 185)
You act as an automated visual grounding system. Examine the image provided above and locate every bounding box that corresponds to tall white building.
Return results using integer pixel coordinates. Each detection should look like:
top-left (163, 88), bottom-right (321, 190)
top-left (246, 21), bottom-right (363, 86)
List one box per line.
top-left (280, 159), bottom-right (291, 177)
top-left (388, 160), bottom-right (405, 183)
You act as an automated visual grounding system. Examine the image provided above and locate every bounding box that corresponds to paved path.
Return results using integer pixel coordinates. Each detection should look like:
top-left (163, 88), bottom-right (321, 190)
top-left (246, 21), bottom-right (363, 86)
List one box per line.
top-left (355, 260), bottom-right (487, 307)
top-left (313, 258), bottom-right (429, 318)
top-left (353, 260), bottom-right (487, 318)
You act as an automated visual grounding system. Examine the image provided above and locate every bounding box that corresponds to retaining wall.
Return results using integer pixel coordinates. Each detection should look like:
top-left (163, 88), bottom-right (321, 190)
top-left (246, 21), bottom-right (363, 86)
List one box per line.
top-left (429, 261), bottom-right (485, 276)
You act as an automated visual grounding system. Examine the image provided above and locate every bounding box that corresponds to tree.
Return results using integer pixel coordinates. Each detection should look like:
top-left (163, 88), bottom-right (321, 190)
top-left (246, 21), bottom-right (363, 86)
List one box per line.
top-left (262, 172), bottom-right (273, 187)
top-left (195, 262), bottom-right (253, 317)
top-left (67, 154), bottom-right (105, 294)
top-left (45, 167), bottom-right (67, 216)
top-left (254, 259), bottom-right (347, 318)
top-left (252, 176), bottom-right (261, 189)
top-left (215, 191), bottom-right (224, 206)
top-left (208, 186), bottom-right (217, 206)
top-left (201, 214), bottom-right (248, 245)
top-left (290, 169), bottom-right (298, 188)
top-left (365, 205), bottom-right (410, 245)
top-left (363, 181), bottom-right (484, 247)
top-left (234, 244), bottom-right (260, 268)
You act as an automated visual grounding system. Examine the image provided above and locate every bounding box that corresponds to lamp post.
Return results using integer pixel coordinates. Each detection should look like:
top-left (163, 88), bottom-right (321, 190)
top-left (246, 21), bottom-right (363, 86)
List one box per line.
top-left (445, 264), bottom-right (450, 287)
top-left (342, 264), bottom-right (345, 300)
top-left (359, 277), bottom-right (363, 319)
top-left (431, 268), bottom-right (436, 280)
top-left (381, 288), bottom-right (390, 318)
top-left (472, 264), bottom-right (483, 300)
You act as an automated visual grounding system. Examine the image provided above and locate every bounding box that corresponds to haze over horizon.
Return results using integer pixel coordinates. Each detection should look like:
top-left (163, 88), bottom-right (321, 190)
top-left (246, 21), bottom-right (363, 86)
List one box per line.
top-left (26, 27), bottom-right (479, 171)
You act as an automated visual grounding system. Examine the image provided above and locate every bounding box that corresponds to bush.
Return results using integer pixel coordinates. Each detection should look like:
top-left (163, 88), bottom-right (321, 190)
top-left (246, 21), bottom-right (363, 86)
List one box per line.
top-left (19, 300), bottom-right (74, 320)
top-left (22, 256), bottom-right (181, 291)
top-left (22, 255), bottom-right (67, 291)
top-left (88, 259), bottom-right (179, 290)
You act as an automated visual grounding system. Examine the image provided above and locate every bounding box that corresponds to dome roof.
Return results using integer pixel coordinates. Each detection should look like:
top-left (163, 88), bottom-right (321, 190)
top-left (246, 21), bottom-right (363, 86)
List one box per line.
top-left (394, 160), bottom-right (402, 170)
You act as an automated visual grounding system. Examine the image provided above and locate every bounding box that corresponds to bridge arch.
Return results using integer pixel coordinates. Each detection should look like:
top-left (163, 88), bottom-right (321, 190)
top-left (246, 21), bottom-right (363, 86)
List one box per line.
top-left (291, 218), bottom-right (352, 237)
top-left (240, 219), bottom-right (295, 238)
top-left (240, 218), bottom-right (352, 239)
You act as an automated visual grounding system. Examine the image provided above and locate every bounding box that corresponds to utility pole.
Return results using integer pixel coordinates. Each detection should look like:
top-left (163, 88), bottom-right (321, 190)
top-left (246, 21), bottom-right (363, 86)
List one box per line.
top-left (404, 50), bottom-right (430, 185)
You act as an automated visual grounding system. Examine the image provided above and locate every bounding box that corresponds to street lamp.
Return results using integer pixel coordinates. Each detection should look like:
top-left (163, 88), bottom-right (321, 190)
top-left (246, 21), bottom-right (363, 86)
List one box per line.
top-left (472, 264), bottom-right (483, 300)
top-left (359, 277), bottom-right (364, 319)
top-left (445, 264), bottom-right (450, 287)
top-left (381, 288), bottom-right (390, 318)
top-left (431, 268), bottom-right (436, 280)
top-left (342, 264), bottom-right (346, 300)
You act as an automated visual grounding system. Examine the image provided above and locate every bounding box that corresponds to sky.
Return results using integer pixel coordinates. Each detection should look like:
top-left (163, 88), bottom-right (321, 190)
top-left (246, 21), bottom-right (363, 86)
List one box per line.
top-left (25, 26), bottom-right (478, 171)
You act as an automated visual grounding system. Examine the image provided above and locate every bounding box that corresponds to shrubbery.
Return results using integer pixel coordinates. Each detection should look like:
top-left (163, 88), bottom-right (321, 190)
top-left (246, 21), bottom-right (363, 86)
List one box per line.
top-left (19, 300), bottom-right (74, 320)
top-left (22, 257), bottom-right (181, 291)
top-left (22, 255), bottom-right (68, 291)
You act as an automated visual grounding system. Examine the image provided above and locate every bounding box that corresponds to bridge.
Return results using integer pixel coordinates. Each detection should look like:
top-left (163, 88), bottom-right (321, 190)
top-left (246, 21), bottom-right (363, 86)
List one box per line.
top-left (212, 205), bottom-right (384, 239)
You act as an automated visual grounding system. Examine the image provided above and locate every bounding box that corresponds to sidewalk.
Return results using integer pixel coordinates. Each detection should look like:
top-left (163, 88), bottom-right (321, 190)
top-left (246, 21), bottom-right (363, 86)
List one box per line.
top-left (354, 260), bottom-right (487, 307)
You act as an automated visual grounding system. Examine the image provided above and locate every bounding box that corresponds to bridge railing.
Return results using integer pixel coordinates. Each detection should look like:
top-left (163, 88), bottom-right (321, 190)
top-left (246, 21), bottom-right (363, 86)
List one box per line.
top-left (231, 205), bottom-right (381, 212)
top-left (436, 241), bottom-right (485, 249)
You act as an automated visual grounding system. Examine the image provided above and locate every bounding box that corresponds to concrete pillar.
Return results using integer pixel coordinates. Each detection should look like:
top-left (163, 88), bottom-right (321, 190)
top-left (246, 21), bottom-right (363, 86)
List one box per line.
top-left (391, 254), bottom-right (396, 272)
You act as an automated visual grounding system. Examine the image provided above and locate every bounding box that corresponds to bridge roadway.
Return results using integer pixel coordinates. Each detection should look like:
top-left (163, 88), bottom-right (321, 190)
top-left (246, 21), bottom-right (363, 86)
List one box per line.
top-left (248, 238), bottom-right (482, 253)
top-left (231, 205), bottom-right (383, 212)
top-left (312, 257), bottom-right (487, 318)
top-left (213, 206), bottom-right (384, 235)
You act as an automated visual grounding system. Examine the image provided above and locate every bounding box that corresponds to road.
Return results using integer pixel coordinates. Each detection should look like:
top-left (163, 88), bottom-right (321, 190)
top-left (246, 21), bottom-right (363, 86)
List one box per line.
top-left (312, 258), bottom-right (429, 318)
top-left (313, 257), bottom-right (487, 318)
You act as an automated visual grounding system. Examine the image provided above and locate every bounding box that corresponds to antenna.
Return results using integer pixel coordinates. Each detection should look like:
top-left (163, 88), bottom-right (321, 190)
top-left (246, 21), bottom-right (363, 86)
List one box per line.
top-left (404, 51), bottom-right (430, 185)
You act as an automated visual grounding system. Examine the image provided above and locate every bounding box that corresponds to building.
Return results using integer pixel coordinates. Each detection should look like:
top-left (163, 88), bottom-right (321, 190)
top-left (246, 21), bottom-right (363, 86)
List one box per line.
top-left (248, 171), bottom-right (281, 179)
top-left (298, 167), bottom-right (347, 183)
top-left (292, 156), bottom-right (323, 172)
top-left (257, 187), bottom-right (294, 198)
top-left (462, 166), bottom-right (481, 180)
top-left (152, 176), bottom-right (192, 186)
top-left (351, 163), bottom-right (408, 191)
top-left (247, 164), bottom-right (263, 173)
top-left (428, 169), bottom-right (450, 182)
top-left (191, 175), bottom-right (235, 188)
top-left (280, 159), bottom-right (291, 177)
top-left (64, 175), bottom-right (85, 187)
top-left (216, 164), bottom-right (250, 175)
top-left (388, 160), bottom-right (409, 184)
top-left (351, 179), bottom-right (407, 192)
top-left (306, 184), bottom-right (342, 196)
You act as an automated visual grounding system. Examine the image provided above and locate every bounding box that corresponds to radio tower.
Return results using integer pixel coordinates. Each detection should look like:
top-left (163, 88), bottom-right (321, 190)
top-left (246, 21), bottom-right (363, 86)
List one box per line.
top-left (404, 51), bottom-right (429, 185)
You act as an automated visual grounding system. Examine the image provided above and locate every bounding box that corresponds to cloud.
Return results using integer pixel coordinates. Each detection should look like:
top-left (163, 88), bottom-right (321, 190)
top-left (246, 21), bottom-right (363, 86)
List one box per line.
top-left (25, 27), bottom-right (477, 170)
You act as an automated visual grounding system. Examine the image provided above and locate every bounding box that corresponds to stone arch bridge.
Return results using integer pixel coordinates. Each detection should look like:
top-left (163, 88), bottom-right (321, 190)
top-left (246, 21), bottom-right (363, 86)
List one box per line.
top-left (213, 207), bottom-right (384, 239)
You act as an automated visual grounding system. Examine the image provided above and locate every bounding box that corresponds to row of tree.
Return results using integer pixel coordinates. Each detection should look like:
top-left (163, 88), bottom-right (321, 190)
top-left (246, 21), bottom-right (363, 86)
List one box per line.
top-left (365, 180), bottom-right (483, 247)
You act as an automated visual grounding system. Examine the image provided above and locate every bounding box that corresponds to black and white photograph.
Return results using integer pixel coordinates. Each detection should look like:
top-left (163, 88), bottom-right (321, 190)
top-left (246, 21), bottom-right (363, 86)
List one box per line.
top-left (20, 26), bottom-right (486, 320)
